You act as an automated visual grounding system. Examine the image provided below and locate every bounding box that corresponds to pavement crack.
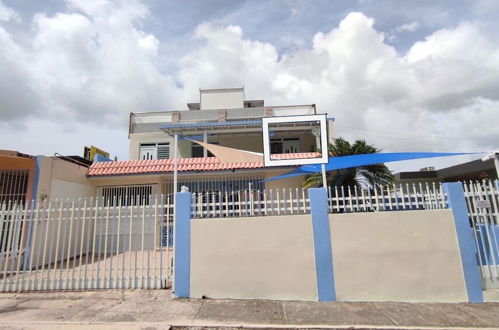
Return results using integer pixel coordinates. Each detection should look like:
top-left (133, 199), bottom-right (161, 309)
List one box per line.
top-left (372, 304), bottom-right (400, 326)
top-left (454, 304), bottom-right (490, 325)
top-left (281, 302), bottom-right (287, 324)
top-left (86, 299), bottom-right (122, 324)
top-left (193, 299), bottom-right (204, 321)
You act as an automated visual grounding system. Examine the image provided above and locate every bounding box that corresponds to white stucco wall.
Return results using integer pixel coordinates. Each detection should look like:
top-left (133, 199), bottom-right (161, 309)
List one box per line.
top-left (190, 215), bottom-right (317, 301)
top-left (329, 210), bottom-right (467, 302)
top-left (37, 157), bottom-right (95, 201)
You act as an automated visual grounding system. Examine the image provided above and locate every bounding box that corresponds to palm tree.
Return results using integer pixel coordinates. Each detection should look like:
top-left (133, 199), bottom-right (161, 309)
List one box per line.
top-left (303, 138), bottom-right (393, 189)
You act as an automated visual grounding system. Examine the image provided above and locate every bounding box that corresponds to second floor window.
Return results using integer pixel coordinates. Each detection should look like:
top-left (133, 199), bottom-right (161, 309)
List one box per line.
top-left (139, 143), bottom-right (170, 160)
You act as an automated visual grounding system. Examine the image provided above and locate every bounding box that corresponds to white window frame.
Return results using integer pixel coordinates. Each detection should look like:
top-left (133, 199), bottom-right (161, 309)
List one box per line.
top-left (262, 114), bottom-right (328, 167)
top-left (139, 142), bottom-right (170, 160)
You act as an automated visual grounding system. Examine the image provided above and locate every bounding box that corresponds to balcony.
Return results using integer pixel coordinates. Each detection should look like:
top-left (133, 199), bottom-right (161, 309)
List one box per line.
top-left (130, 105), bottom-right (316, 134)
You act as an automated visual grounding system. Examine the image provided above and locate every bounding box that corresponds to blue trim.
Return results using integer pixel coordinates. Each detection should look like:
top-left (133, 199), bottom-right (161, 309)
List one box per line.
top-left (173, 192), bottom-right (191, 298)
top-left (309, 188), bottom-right (336, 301)
top-left (30, 156), bottom-right (41, 202)
top-left (93, 154), bottom-right (112, 162)
top-left (23, 156), bottom-right (42, 271)
top-left (160, 120), bottom-right (262, 130)
top-left (443, 183), bottom-right (483, 303)
top-left (179, 134), bottom-right (215, 141)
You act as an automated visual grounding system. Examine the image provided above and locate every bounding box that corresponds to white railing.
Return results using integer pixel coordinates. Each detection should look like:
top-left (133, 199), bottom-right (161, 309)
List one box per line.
top-left (0, 196), bottom-right (173, 292)
top-left (190, 183), bottom-right (447, 218)
top-left (326, 182), bottom-right (446, 213)
top-left (463, 180), bottom-right (499, 287)
top-left (190, 189), bottom-right (310, 218)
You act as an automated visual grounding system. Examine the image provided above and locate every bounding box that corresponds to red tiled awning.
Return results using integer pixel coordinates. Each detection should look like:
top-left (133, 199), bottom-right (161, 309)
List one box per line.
top-left (86, 152), bottom-right (321, 177)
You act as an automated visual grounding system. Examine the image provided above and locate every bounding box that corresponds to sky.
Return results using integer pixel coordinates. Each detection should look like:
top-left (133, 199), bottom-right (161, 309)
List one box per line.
top-left (1, 0), bottom-right (498, 173)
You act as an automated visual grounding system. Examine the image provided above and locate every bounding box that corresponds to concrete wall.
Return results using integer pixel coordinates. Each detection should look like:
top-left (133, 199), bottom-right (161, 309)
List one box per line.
top-left (37, 157), bottom-right (95, 201)
top-left (188, 210), bottom-right (470, 303)
top-left (200, 89), bottom-right (244, 110)
top-left (190, 215), bottom-right (318, 301)
top-left (329, 210), bottom-right (468, 302)
top-left (216, 134), bottom-right (263, 153)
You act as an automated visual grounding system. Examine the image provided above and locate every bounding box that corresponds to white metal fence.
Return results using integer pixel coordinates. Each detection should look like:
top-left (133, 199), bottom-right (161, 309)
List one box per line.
top-left (4, 181), bottom-right (493, 293)
top-left (463, 180), bottom-right (499, 288)
top-left (0, 196), bottom-right (173, 292)
top-left (190, 182), bottom-right (447, 218)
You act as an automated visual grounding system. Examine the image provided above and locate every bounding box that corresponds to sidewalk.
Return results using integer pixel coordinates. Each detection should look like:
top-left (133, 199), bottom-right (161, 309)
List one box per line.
top-left (0, 290), bottom-right (499, 329)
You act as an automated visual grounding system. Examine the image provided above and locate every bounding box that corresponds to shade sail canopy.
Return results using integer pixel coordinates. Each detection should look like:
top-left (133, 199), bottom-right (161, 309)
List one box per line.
top-left (265, 152), bottom-right (478, 182)
top-left (188, 139), bottom-right (264, 164)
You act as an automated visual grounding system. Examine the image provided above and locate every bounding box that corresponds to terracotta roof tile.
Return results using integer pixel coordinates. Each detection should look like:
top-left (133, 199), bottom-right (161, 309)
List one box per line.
top-left (86, 153), bottom-right (321, 177)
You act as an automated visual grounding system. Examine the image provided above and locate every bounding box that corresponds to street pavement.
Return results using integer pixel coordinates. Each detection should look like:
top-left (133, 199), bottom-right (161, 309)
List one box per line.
top-left (0, 290), bottom-right (498, 329)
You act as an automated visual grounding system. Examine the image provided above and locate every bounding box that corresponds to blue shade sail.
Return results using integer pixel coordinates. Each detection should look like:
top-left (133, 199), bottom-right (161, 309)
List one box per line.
top-left (265, 152), bottom-right (478, 182)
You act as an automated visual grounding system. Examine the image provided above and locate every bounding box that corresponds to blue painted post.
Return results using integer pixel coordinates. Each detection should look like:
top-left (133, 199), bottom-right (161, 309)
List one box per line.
top-left (23, 155), bottom-right (42, 271)
top-left (308, 188), bottom-right (336, 301)
top-left (443, 182), bottom-right (483, 303)
top-left (173, 191), bottom-right (192, 298)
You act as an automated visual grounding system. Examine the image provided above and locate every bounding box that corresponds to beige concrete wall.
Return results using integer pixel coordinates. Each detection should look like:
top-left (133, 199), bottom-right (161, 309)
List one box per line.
top-left (190, 215), bottom-right (317, 301)
top-left (329, 210), bottom-right (467, 302)
top-left (37, 157), bottom-right (95, 201)
top-left (216, 134), bottom-right (263, 153)
top-left (200, 89), bottom-right (244, 110)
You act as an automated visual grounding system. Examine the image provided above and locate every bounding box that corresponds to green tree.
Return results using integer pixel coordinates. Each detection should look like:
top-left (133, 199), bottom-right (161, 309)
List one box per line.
top-left (303, 137), bottom-right (394, 189)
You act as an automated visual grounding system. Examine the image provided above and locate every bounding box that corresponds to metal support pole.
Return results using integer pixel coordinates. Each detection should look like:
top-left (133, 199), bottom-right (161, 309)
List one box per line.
top-left (321, 163), bottom-right (327, 189)
top-left (203, 132), bottom-right (208, 157)
top-left (174, 134), bottom-right (179, 194)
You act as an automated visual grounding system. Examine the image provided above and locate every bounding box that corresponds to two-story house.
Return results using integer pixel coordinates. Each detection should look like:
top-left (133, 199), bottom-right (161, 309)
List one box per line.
top-left (87, 87), bottom-right (334, 199)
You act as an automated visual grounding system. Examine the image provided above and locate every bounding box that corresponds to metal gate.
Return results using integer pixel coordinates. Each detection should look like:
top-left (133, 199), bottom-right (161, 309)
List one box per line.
top-left (0, 195), bottom-right (173, 292)
top-left (463, 180), bottom-right (499, 289)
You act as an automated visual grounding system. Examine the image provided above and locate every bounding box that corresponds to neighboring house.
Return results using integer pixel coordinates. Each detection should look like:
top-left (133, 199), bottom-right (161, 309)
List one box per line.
top-left (0, 150), bottom-right (37, 204)
top-left (87, 87), bottom-right (335, 198)
top-left (0, 150), bottom-right (94, 204)
top-left (394, 158), bottom-right (498, 184)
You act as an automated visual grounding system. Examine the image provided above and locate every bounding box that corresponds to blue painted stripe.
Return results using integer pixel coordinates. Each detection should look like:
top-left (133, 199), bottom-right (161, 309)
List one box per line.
top-left (309, 188), bottom-right (336, 301)
top-left (22, 156), bottom-right (42, 271)
top-left (443, 183), bottom-right (483, 303)
top-left (173, 192), bottom-right (192, 298)
top-left (29, 156), bottom-right (41, 202)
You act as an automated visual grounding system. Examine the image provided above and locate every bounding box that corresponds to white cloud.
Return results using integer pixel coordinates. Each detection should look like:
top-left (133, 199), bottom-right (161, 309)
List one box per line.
top-left (0, 1), bottom-right (21, 23)
top-left (396, 21), bottom-right (420, 33)
top-left (1, 0), bottom-right (182, 128)
top-left (0, 5), bottom-right (498, 171)
top-left (176, 12), bottom-right (499, 170)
